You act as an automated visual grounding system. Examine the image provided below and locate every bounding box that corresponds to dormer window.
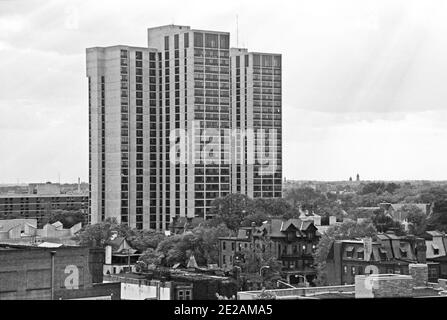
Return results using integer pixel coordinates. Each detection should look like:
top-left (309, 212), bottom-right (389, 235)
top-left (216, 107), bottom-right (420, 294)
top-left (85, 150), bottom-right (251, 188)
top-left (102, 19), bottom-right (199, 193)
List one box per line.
top-left (357, 248), bottom-right (364, 260)
top-left (432, 243), bottom-right (440, 255)
top-left (346, 246), bottom-right (354, 258)
top-left (400, 247), bottom-right (408, 258)
top-left (379, 248), bottom-right (388, 260)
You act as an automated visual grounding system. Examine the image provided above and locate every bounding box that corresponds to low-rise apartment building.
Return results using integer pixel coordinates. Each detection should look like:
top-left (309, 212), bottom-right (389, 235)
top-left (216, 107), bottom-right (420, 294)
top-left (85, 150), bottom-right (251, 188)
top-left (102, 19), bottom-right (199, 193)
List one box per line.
top-left (219, 218), bottom-right (320, 284)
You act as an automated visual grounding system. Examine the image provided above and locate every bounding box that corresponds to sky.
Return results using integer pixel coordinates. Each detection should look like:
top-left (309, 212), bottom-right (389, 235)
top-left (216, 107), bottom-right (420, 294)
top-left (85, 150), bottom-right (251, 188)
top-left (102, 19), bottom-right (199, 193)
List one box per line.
top-left (0, 0), bottom-right (447, 183)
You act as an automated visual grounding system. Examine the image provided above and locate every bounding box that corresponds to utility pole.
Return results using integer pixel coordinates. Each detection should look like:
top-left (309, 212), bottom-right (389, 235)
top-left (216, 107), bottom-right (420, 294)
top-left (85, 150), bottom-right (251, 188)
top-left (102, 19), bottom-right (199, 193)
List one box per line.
top-left (50, 251), bottom-right (56, 300)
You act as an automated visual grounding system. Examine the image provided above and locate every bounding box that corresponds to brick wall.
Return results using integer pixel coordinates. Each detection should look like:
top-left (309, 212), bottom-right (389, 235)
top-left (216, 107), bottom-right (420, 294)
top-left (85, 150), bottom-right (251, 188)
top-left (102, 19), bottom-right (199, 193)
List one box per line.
top-left (0, 246), bottom-right (102, 300)
top-left (373, 276), bottom-right (413, 298)
top-left (409, 264), bottom-right (428, 287)
top-left (355, 274), bottom-right (414, 298)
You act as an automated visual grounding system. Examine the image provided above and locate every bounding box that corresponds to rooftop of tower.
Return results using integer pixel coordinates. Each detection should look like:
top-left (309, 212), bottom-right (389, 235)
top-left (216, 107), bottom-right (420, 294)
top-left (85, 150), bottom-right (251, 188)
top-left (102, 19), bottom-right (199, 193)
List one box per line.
top-left (147, 24), bottom-right (229, 35)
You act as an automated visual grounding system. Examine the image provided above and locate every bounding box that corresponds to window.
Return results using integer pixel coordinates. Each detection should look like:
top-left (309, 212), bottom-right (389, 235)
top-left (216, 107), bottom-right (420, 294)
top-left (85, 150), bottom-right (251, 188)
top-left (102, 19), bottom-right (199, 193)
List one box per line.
top-left (429, 267), bottom-right (438, 279)
top-left (343, 266), bottom-right (348, 274)
top-left (358, 266), bottom-right (364, 275)
top-left (222, 242), bottom-right (226, 250)
top-left (164, 36), bottom-right (169, 50)
top-left (351, 266), bottom-right (356, 275)
top-left (262, 55), bottom-right (273, 67)
top-left (177, 289), bottom-right (192, 300)
top-left (273, 55), bottom-right (281, 68)
top-left (253, 54), bottom-right (261, 67)
top-left (184, 33), bottom-right (189, 48)
top-left (174, 34), bottom-right (179, 49)
top-left (205, 33), bottom-right (218, 48)
top-left (194, 32), bottom-right (203, 47)
top-left (379, 248), bottom-right (388, 260)
top-left (346, 246), bottom-right (354, 258)
top-left (400, 247), bottom-right (408, 258)
top-left (432, 244), bottom-right (440, 255)
top-left (220, 34), bottom-right (229, 49)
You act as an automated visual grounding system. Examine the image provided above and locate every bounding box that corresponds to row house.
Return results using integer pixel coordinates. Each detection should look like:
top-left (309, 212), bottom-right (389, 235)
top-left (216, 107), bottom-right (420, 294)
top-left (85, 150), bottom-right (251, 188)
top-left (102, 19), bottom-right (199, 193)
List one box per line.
top-left (422, 230), bottom-right (447, 280)
top-left (325, 231), bottom-right (437, 285)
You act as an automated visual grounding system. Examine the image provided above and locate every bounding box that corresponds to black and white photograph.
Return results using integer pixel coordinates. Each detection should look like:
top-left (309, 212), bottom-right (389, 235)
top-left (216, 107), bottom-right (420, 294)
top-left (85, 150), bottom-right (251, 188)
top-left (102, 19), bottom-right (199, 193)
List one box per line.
top-left (1, 0), bottom-right (447, 312)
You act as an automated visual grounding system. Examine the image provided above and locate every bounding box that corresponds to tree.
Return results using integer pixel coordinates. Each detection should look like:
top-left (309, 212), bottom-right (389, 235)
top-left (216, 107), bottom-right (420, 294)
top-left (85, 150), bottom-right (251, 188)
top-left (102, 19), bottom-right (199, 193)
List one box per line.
top-left (209, 194), bottom-right (254, 231)
top-left (401, 205), bottom-right (427, 236)
top-left (76, 218), bottom-right (133, 247)
top-left (42, 209), bottom-right (85, 228)
top-left (136, 248), bottom-right (164, 271)
top-left (192, 223), bottom-right (233, 265)
top-left (238, 239), bottom-right (282, 275)
top-left (241, 212), bottom-right (270, 228)
top-left (128, 230), bottom-right (166, 252)
top-left (313, 220), bottom-right (377, 286)
top-left (236, 238), bottom-right (282, 290)
top-left (428, 200), bottom-right (447, 232)
top-left (284, 187), bottom-right (326, 209)
top-left (371, 212), bottom-right (406, 235)
top-left (252, 198), bottom-right (296, 217)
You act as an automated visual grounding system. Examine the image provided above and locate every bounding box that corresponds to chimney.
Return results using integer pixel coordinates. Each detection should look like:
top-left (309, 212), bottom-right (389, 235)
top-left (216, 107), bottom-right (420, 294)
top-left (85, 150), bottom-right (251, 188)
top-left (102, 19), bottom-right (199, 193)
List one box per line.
top-left (105, 245), bottom-right (112, 265)
top-left (329, 216), bottom-right (337, 225)
top-left (77, 177), bottom-right (81, 193)
top-left (415, 238), bottom-right (427, 263)
top-left (409, 264), bottom-right (428, 287)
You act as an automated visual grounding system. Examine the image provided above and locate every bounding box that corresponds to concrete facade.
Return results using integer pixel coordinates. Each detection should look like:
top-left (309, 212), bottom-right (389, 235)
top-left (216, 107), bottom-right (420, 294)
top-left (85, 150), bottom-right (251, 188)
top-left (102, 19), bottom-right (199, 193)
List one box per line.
top-left (87, 45), bottom-right (154, 229)
top-left (87, 25), bottom-right (283, 231)
top-left (230, 49), bottom-right (282, 199)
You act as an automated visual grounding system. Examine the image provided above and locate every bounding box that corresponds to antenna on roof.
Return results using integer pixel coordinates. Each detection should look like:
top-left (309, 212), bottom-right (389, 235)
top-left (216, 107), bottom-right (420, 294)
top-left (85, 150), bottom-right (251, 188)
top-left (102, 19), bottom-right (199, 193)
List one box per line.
top-left (236, 14), bottom-right (239, 47)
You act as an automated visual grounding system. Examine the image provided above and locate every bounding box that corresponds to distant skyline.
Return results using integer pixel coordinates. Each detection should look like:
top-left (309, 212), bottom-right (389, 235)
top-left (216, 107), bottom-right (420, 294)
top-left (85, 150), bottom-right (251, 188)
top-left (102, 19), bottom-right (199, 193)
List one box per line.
top-left (1, 0), bottom-right (447, 183)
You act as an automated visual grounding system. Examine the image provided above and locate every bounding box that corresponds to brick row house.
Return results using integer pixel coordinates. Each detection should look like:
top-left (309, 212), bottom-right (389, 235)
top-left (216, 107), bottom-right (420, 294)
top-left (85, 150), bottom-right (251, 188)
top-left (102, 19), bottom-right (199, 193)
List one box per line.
top-left (325, 231), bottom-right (440, 285)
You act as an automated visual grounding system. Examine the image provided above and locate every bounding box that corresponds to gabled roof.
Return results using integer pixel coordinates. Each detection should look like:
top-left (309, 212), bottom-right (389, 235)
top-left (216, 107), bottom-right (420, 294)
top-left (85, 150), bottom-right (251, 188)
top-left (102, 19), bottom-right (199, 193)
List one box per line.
top-left (261, 218), bottom-right (317, 238)
top-left (51, 221), bottom-right (64, 229)
top-left (426, 238), bottom-right (447, 259)
top-left (108, 236), bottom-right (125, 249)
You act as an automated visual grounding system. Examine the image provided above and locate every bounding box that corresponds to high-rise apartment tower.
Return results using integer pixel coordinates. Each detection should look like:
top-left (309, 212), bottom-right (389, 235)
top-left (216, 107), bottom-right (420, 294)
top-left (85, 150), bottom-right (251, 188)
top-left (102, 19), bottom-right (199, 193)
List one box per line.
top-left (87, 25), bottom-right (282, 231)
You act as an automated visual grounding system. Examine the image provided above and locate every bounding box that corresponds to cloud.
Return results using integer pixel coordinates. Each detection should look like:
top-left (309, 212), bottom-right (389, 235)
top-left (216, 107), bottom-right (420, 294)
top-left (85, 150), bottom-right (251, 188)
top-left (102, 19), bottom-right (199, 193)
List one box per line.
top-left (1, 0), bottom-right (447, 181)
top-left (283, 109), bottom-right (447, 180)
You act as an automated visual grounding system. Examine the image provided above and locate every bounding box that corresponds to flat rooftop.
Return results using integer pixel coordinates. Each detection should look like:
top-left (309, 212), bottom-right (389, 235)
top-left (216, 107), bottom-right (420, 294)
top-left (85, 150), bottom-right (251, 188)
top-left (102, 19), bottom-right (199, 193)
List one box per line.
top-left (0, 193), bottom-right (87, 199)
